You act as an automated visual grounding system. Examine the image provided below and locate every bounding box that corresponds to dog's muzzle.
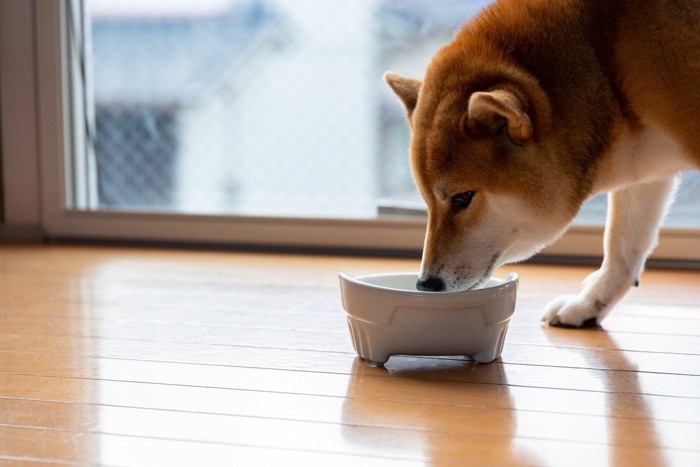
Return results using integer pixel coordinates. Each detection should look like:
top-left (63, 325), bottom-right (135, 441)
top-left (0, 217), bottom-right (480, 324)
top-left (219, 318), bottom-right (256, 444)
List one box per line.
top-left (416, 275), bottom-right (445, 292)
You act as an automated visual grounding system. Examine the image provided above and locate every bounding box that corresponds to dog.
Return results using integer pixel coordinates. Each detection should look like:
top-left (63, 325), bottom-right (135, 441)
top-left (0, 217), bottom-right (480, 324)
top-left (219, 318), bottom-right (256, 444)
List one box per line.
top-left (385, 0), bottom-right (699, 327)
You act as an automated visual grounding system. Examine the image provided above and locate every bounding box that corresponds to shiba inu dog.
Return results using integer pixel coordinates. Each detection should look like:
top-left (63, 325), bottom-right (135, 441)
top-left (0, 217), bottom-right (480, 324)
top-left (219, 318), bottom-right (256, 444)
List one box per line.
top-left (385, 0), bottom-right (699, 327)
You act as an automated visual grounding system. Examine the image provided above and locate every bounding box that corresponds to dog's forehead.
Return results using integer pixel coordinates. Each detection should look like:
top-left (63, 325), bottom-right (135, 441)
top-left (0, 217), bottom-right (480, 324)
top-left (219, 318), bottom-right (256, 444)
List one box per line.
top-left (411, 126), bottom-right (462, 189)
top-left (410, 75), bottom-right (501, 199)
top-left (416, 83), bottom-right (463, 126)
top-left (414, 93), bottom-right (464, 150)
top-left (412, 105), bottom-right (475, 174)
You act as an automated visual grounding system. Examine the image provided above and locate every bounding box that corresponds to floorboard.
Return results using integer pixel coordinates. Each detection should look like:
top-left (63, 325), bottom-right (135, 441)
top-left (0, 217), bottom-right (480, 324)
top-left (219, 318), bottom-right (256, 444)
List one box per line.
top-left (0, 244), bottom-right (698, 466)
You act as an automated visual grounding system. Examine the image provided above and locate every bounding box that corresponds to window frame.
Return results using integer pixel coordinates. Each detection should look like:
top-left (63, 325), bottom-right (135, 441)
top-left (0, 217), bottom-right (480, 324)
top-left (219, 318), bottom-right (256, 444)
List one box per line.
top-left (27, 0), bottom-right (700, 262)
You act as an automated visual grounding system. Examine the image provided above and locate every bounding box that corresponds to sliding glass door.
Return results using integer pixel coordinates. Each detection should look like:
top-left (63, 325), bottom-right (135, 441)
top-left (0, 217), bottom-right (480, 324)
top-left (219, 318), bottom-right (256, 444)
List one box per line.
top-left (34, 0), bottom-right (699, 260)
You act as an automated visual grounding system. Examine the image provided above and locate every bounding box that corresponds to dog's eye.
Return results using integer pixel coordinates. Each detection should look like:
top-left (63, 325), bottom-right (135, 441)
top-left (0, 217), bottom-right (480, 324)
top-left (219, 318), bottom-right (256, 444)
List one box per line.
top-left (450, 191), bottom-right (476, 213)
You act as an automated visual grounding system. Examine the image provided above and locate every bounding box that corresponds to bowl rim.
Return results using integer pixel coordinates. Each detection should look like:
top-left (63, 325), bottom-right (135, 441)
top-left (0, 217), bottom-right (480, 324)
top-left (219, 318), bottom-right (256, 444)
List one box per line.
top-left (339, 271), bottom-right (518, 295)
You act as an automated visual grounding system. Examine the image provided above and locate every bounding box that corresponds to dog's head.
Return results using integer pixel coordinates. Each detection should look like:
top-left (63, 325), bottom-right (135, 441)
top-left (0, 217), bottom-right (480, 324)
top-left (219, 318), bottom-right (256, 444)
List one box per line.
top-left (385, 48), bottom-right (584, 291)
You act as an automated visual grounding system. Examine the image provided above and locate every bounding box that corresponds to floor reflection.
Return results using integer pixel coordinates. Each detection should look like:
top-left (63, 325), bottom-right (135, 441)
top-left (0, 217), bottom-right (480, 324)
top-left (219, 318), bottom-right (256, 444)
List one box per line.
top-left (540, 327), bottom-right (669, 466)
top-left (341, 357), bottom-right (541, 465)
top-left (340, 324), bottom-right (686, 466)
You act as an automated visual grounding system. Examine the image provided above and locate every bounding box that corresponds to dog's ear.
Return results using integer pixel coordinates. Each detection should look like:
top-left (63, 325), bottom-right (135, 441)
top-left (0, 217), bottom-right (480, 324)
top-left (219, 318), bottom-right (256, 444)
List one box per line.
top-left (384, 72), bottom-right (422, 118)
top-left (466, 90), bottom-right (533, 143)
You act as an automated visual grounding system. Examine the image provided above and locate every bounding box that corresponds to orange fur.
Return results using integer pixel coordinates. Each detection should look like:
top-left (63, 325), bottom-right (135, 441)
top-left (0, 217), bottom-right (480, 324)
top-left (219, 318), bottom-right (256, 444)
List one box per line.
top-left (385, 0), bottom-right (699, 325)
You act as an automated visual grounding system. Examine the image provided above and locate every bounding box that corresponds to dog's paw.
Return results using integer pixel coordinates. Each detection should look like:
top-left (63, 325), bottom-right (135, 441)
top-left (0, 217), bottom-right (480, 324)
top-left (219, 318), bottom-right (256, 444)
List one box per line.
top-left (541, 295), bottom-right (605, 328)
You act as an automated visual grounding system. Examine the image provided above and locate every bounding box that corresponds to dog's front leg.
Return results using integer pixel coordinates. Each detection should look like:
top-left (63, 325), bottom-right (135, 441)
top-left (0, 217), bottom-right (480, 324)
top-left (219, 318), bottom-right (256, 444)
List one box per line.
top-left (542, 176), bottom-right (678, 327)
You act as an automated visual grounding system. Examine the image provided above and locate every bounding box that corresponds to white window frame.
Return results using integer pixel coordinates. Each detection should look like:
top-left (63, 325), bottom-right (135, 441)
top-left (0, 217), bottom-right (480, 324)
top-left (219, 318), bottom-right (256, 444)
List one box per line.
top-left (9, 1), bottom-right (696, 262)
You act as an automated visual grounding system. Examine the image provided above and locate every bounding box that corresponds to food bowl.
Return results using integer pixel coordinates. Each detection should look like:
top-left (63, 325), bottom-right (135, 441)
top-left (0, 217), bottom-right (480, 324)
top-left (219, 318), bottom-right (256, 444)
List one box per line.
top-left (338, 272), bottom-right (518, 365)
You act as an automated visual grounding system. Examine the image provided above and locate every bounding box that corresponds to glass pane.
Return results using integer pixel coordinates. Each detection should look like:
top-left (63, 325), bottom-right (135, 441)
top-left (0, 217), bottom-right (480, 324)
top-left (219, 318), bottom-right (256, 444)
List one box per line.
top-left (671, 172), bottom-right (700, 227)
top-left (86, 0), bottom-right (491, 218)
top-left (575, 172), bottom-right (700, 227)
top-left (85, 0), bottom-right (699, 227)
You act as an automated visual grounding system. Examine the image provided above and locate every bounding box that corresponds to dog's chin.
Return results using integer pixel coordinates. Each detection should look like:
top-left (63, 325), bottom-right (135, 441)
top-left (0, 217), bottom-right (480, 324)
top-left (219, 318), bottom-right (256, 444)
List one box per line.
top-left (444, 253), bottom-right (502, 292)
top-left (443, 274), bottom-right (491, 292)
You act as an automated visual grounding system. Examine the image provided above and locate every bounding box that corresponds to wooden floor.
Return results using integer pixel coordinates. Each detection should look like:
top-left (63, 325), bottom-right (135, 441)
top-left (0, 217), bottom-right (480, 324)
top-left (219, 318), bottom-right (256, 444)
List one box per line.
top-left (0, 244), bottom-right (698, 466)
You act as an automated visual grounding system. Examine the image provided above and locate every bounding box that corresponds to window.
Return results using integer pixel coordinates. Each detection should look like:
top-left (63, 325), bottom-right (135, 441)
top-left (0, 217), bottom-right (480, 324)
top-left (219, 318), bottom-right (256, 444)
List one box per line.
top-left (77, 0), bottom-right (494, 218)
top-left (30, 0), bottom-right (699, 260)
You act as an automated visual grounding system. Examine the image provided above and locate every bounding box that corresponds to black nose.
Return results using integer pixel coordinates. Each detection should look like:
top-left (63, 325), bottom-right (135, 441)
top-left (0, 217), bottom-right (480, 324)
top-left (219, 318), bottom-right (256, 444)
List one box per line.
top-left (416, 275), bottom-right (445, 292)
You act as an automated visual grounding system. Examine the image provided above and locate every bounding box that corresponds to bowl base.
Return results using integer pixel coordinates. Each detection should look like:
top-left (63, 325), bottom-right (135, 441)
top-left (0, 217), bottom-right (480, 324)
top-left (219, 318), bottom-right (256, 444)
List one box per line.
top-left (359, 357), bottom-right (385, 367)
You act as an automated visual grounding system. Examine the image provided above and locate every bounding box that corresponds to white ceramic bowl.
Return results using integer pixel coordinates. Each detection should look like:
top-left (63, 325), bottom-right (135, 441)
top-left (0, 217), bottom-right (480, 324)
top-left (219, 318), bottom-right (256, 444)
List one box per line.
top-left (338, 272), bottom-right (518, 365)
